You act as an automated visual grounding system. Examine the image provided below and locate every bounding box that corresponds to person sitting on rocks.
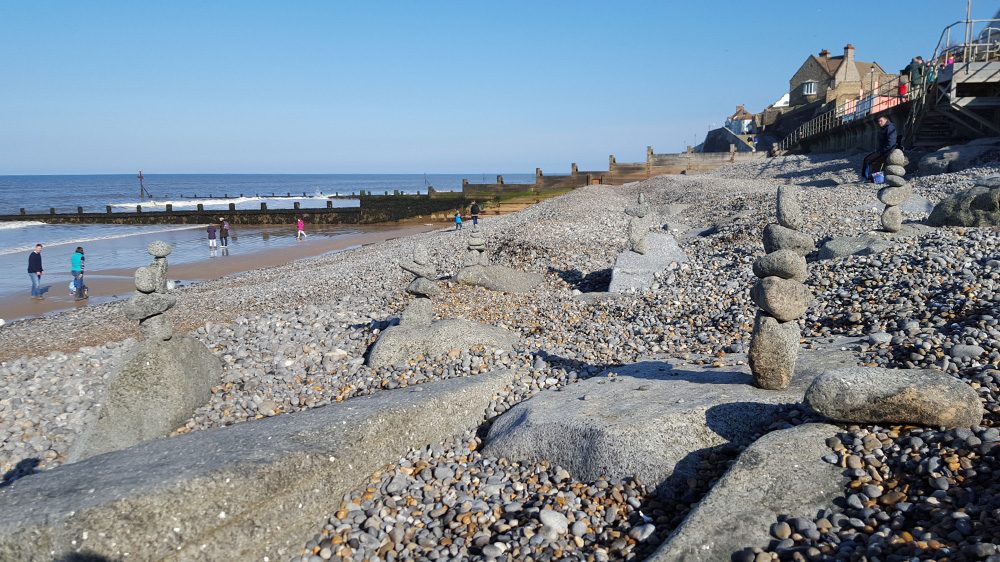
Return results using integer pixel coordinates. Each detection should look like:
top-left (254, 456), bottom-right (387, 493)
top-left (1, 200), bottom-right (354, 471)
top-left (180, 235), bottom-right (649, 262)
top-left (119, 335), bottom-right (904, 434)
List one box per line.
top-left (860, 116), bottom-right (897, 183)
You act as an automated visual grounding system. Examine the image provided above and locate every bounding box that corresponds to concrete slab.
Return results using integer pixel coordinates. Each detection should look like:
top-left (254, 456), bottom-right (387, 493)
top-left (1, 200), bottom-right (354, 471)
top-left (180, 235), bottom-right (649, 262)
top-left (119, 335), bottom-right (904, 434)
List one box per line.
top-left (0, 370), bottom-right (514, 562)
top-left (608, 233), bottom-right (688, 293)
top-left (648, 423), bottom-right (847, 562)
top-left (483, 341), bottom-right (858, 499)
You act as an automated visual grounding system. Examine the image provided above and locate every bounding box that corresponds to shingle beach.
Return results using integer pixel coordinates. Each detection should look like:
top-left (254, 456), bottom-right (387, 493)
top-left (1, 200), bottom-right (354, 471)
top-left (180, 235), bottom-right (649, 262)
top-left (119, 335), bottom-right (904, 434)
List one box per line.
top-left (3, 152), bottom-right (1000, 561)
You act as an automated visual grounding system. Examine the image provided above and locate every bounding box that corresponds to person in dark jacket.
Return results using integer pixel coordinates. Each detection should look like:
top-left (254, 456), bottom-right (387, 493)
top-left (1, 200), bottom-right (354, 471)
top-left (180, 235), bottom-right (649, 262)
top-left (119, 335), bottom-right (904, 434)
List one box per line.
top-left (470, 200), bottom-right (481, 226)
top-left (28, 244), bottom-right (44, 299)
top-left (861, 116), bottom-right (897, 182)
top-left (902, 57), bottom-right (926, 96)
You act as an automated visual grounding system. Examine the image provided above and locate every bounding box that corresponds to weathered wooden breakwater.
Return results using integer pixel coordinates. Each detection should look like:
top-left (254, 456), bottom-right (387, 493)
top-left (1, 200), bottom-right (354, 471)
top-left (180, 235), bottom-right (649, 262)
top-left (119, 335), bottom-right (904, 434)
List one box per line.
top-left (1, 193), bottom-right (471, 225)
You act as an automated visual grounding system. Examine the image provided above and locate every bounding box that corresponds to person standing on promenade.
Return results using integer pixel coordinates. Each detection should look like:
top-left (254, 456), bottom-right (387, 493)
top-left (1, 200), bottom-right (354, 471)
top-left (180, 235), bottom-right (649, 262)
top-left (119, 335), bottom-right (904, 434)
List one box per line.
top-left (70, 247), bottom-right (88, 300)
top-left (861, 116), bottom-right (897, 182)
top-left (207, 223), bottom-right (218, 250)
top-left (219, 218), bottom-right (230, 248)
top-left (470, 200), bottom-right (480, 226)
top-left (28, 244), bottom-right (43, 300)
top-left (297, 218), bottom-right (307, 240)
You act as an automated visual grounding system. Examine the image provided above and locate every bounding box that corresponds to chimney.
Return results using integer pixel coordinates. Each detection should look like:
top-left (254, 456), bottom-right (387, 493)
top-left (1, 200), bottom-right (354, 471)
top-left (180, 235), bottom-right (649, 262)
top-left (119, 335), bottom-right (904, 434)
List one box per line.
top-left (736, 105), bottom-right (744, 115)
top-left (844, 44), bottom-right (855, 67)
top-left (819, 49), bottom-right (830, 60)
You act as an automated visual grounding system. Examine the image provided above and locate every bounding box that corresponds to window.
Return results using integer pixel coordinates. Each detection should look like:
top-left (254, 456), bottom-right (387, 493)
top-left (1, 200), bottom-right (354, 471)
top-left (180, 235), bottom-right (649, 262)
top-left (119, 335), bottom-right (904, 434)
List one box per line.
top-left (802, 81), bottom-right (818, 95)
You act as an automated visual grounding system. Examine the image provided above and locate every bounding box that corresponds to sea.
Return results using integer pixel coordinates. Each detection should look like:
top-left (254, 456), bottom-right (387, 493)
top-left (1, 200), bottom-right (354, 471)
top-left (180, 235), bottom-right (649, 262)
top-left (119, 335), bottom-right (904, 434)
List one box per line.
top-left (0, 173), bottom-right (535, 310)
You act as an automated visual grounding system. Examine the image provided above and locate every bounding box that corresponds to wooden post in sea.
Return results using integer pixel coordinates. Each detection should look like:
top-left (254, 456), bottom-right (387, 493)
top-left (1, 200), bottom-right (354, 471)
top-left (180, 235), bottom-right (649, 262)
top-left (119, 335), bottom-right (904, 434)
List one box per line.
top-left (138, 170), bottom-right (145, 199)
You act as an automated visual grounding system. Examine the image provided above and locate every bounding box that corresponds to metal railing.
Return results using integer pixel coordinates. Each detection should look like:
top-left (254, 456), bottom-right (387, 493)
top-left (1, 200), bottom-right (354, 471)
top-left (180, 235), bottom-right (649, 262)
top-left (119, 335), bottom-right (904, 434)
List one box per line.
top-left (776, 15), bottom-right (1000, 152)
top-left (777, 74), bottom-right (913, 152)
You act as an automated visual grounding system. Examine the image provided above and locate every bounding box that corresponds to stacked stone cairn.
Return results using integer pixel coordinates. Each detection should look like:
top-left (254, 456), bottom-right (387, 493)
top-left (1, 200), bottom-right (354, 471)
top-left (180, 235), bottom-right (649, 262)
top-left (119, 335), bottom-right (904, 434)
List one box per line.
top-left (877, 149), bottom-right (911, 233)
top-left (69, 241), bottom-right (221, 462)
top-left (464, 225), bottom-right (489, 267)
top-left (368, 245), bottom-right (518, 367)
top-left (397, 245), bottom-right (441, 328)
top-left (748, 186), bottom-right (813, 390)
top-left (124, 241), bottom-right (177, 340)
top-left (454, 225), bottom-right (543, 293)
top-left (624, 193), bottom-right (653, 254)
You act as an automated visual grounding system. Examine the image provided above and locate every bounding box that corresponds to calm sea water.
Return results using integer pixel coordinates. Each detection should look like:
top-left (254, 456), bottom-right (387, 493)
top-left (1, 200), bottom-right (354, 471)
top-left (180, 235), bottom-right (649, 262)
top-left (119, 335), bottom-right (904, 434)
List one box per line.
top-left (0, 173), bottom-right (535, 306)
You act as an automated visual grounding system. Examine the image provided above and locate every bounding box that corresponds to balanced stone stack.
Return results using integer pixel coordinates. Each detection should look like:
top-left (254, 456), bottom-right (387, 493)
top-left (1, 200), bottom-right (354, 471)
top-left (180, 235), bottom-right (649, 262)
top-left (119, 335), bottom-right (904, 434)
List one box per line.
top-left (68, 241), bottom-right (221, 462)
top-left (624, 194), bottom-right (653, 254)
top-left (877, 149), bottom-right (911, 233)
top-left (398, 245), bottom-right (441, 328)
top-left (369, 245), bottom-right (518, 368)
top-left (463, 225), bottom-right (489, 267)
top-left (454, 225), bottom-right (543, 293)
top-left (748, 186), bottom-right (812, 390)
top-left (124, 240), bottom-right (178, 341)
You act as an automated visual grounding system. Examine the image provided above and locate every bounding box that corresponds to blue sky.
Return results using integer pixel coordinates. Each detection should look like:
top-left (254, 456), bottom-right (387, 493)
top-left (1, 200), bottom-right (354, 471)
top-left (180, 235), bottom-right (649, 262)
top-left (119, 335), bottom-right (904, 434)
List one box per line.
top-left (1, 1), bottom-right (994, 175)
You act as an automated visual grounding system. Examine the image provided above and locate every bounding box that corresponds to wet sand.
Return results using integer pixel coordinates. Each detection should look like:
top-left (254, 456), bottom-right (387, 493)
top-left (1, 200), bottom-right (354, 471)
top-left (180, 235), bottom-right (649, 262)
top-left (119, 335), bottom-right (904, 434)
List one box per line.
top-left (0, 201), bottom-right (535, 325)
top-left (1, 223), bottom-right (443, 323)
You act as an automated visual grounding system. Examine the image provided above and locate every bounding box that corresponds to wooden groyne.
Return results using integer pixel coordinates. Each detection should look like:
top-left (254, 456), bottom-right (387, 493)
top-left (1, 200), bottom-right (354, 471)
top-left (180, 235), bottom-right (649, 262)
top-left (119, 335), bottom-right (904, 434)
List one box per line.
top-left (0, 194), bottom-right (471, 226)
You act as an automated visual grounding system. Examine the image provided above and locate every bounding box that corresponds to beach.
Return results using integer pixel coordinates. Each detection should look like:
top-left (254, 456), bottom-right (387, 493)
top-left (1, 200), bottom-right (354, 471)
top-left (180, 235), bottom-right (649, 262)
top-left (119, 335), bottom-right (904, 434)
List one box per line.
top-left (0, 222), bottom-right (443, 326)
top-left (3, 154), bottom-right (1000, 560)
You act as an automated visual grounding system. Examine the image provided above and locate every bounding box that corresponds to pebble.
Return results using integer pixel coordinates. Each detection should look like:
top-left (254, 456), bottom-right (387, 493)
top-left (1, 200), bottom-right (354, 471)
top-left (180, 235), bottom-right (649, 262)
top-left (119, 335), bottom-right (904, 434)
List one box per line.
top-left (4, 153), bottom-right (1000, 562)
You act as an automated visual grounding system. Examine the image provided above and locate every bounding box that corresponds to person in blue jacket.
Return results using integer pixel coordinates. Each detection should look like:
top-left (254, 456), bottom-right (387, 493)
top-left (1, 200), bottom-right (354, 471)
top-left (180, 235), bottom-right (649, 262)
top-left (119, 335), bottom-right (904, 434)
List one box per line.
top-left (861, 116), bottom-right (897, 182)
top-left (71, 247), bottom-right (88, 300)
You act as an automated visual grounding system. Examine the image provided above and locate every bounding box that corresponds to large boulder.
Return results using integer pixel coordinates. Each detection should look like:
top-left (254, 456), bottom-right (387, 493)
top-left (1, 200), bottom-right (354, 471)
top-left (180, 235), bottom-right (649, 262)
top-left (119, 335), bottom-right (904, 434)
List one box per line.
top-left (647, 424), bottom-right (846, 562)
top-left (67, 335), bottom-right (222, 462)
top-left (609, 232), bottom-right (688, 293)
top-left (454, 264), bottom-right (543, 293)
top-left (805, 366), bottom-right (984, 428)
top-left (367, 318), bottom-right (518, 368)
top-left (483, 343), bottom-right (858, 499)
top-left (928, 177), bottom-right (1000, 227)
top-left (0, 370), bottom-right (514, 562)
top-left (919, 138), bottom-right (1000, 174)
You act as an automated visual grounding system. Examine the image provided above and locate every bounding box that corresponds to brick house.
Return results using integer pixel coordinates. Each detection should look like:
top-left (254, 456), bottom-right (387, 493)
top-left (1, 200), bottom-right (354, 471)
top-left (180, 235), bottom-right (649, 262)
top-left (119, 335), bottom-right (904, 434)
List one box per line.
top-left (789, 44), bottom-right (891, 107)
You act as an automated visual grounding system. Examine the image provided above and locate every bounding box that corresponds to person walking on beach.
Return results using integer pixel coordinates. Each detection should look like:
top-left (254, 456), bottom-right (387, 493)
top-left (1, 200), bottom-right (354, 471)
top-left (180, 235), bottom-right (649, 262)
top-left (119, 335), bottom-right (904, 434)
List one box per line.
top-left (219, 218), bottom-right (230, 248)
top-left (455, 211), bottom-right (463, 231)
top-left (470, 200), bottom-right (480, 226)
top-left (861, 116), bottom-right (897, 182)
top-left (70, 247), bottom-right (88, 301)
top-left (28, 244), bottom-right (44, 300)
top-left (297, 218), bottom-right (307, 240)
top-left (207, 223), bottom-right (218, 249)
